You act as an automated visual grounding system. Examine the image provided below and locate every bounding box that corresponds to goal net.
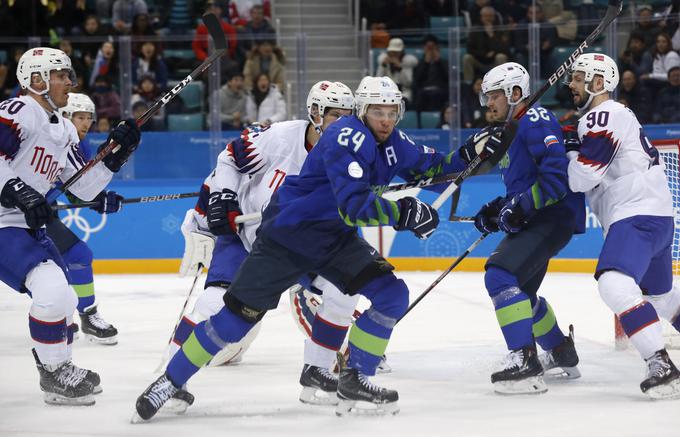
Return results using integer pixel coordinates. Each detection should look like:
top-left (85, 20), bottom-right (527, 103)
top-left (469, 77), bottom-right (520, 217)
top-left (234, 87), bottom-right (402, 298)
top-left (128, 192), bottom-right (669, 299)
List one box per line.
top-left (614, 139), bottom-right (680, 350)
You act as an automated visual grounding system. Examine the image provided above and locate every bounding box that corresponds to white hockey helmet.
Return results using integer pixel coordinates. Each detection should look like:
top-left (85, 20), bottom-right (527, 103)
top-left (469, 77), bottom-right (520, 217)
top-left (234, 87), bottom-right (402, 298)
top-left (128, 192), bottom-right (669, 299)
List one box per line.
top-left (16, 47), bottom-right (76, 96)
top-left (355, 76), bottom-right (404, 123)
top-left (480, 62), bottom-right (531, 106)
top-left (306, 81), bottom-right (354, 131)
top-left (61, 93), bottom-right (96, 120)
top-left (568, 53), bottom-right (619, 111)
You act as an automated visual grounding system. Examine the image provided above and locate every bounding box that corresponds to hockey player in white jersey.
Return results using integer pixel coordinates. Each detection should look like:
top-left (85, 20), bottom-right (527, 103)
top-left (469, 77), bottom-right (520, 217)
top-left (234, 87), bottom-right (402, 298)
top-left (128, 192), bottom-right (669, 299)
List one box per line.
top-left (169, 81), bottom-right (357, 410)
top-left (566, 53), bottom-right (680, 399)
top-left (0, 48), bottom-right (140, 405)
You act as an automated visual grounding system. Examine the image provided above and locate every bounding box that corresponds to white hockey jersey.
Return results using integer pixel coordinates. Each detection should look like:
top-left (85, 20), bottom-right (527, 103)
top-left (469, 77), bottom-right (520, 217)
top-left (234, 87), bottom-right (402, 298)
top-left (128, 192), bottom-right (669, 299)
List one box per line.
top-left (567, 99), bottom-right (673, 234)
top-left (203, 120), bottom-right (311, 250)
top-left (0, 95), bottom-right (113, 229)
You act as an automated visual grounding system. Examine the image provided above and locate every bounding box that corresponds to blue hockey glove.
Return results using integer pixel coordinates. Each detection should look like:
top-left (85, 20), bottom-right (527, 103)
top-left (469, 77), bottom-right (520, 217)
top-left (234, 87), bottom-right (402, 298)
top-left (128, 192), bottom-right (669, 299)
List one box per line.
top-left (562, 125), bottom-right (581, 154)
top-left (207, 189), bottom-right (243, 235)
top-left (0, 177), bottom-right (52, 229)
top-left (394, 196), bottom-right (439, 240)
top-left (458, 125), bottom-right (505, 164)
top-left (498, 193), bottom-right (533, 234)
top-left (99, 119), bottom-right (141, 172)
top-left (474, 196), bottom-right (505, 234)
top-left (89, 190), bottom-right (123, 214)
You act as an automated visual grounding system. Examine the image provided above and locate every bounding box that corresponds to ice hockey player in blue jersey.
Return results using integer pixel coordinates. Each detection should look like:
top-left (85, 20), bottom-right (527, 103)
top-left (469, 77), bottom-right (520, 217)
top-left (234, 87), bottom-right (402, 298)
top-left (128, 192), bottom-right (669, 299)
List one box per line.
top-left (464, 63), bottom-right (585, 394)
top-left (132, 76), bottom-right (505, 421)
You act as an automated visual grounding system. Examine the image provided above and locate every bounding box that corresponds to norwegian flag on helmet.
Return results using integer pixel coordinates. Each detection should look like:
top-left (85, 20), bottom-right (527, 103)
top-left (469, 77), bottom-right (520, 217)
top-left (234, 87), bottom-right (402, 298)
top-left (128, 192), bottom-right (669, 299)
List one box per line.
top-left (594, 54), bottom-right (605, 61)
top-left (32, 49), bottom-right (43, 56)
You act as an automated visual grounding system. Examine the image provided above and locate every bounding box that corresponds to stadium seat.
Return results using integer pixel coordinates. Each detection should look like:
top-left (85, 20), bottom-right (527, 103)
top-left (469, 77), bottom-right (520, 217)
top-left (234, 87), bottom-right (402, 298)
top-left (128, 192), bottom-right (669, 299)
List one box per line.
top-left (179, 81), bottom-right (204, 112)
top-left (167, 113), bottom-right (204, 131)
top-left (401, 111), bottom-right (419, 129)
top-left (429, 16), bottom-right (466, 44)
top-left (0, 49), bottom-right (6, 65)
top-left (420, 111), bottom-right (441, 129)
top-left (540, 82), bottom-right (559, 108)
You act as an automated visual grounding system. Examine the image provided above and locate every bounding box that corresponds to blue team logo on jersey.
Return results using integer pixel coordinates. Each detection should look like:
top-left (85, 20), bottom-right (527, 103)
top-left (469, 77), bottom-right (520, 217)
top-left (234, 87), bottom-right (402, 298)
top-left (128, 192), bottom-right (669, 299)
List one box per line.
top-left (544, 135), bottom-right (559, 147)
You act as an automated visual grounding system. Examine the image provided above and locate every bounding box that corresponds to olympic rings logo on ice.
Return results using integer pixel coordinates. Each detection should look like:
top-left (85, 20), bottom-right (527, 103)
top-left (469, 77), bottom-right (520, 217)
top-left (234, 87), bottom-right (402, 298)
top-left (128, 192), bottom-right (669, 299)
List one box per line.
top-left (59, 204), bottom-right (107, 242)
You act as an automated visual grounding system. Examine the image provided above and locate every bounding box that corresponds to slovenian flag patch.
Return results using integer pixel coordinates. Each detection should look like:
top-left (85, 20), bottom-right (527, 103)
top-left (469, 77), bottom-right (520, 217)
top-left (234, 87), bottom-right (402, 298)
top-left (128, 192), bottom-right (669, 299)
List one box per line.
top-left (544, 135), bottom-right (559, 147)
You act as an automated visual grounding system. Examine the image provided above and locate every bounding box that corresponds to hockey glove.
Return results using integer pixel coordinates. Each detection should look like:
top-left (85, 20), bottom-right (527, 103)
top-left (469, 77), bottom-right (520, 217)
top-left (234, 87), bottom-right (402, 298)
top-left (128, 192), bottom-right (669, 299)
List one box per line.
top-left (498, 193), bottom-right (533, 234)
top-left (458, 125), bottom-right (505, 164)
top-left (99, 119), bottom-right (141, 173)
top-left (207, 188), bottom-right (243, 235)
top-left (394, 196), bottom-right (439, 240)
top-left (474, 196), bottom-right (505, 234)
top-left (89, 190), bottom-right (123, 214)
top-left (562, 124), bottom-right (581, 154)
top-left (0, 178), bottom-right (52, 229)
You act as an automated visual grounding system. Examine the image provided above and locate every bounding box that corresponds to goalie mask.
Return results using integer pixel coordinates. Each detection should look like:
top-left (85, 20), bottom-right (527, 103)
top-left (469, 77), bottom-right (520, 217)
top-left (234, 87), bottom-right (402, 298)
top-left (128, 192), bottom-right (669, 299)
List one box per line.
top-left (567, 53), bottom-right (619, 112)
top-left (354, 76), bottom-right (404, 124)
top-left (306, 81), bottom-right (354, 132)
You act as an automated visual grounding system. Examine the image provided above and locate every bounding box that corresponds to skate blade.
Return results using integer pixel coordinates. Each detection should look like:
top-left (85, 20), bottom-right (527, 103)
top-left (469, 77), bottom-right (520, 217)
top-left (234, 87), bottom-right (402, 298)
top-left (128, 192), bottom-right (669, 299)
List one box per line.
top-left (544, 366), bottom-right (581, 380)
top-left (130, 411), bottom-right (148, 424)
top-left (44, 392), bottom-right (95, 406)
top-left (162, 398), bottom-right (191, 414)
top-left (84, 333), bottom-right (118, 345)
top-left (335, 399), bottom-right (400, 416)
top-left (299, 386), bottom-right (339, 406)
top-left (92, 385), bottom-right (103, 395)
top-left (376, 361), bottom-right (392, 375)
top-left (493, 376), bottom-right (548, 395)
top-left (643, 378), bottom-right (680, 400)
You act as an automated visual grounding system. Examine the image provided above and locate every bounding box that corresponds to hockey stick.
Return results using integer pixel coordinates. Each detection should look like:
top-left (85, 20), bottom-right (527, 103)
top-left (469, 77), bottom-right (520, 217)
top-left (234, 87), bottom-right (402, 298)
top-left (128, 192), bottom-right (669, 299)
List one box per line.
top-left (427, 0), bottom-right (623, 210)
top-left (47, 13), bottom-right (228, 203)
top-left (398, 233), bottom-right (489, 322)
top-left (451, 215), bottom-right (474, 222)
top-left (53, 191), bottom-right (200, 210)
top-left (155, 264), bottom-right (205, 373)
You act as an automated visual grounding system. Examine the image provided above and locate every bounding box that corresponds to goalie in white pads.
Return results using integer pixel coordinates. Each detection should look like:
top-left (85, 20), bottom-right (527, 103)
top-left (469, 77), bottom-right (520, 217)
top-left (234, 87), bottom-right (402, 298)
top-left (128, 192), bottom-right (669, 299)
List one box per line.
top-left (0, 48), bottom-right (140, 405)
top-left (169, 81), bottom-right (357, 409)
top-left (566, 53), bottom-right (680, 399)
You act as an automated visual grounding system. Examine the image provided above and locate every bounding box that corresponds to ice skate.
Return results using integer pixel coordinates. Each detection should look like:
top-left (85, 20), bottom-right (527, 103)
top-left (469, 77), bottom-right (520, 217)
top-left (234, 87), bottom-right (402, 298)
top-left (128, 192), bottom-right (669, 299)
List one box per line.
top-left (640, 349), bottom-right (680, 400)
top-left (161, 385), bottom-right (195, 414)
top-left (336, 368), bottom-right (399, 416)
top-left (299, 364), bottom-right (339, 405)
top-left (132, 373), bottom-right (180, 423)
top-left (79, 306), bottom-right (118, 345)
top-left (491, 347), bottom-right (547, 395)
top-left (376, 355), bottom-right (392, 374)
top-left (539, 325), bottom-right (581, 380)
top-left (32, 349), bottom-right (95, 406)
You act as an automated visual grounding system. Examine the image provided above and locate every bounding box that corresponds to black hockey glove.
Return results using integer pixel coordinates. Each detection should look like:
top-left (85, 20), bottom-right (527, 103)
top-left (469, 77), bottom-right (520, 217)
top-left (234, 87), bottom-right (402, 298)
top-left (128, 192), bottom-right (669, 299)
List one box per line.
top-left (394, 196), bottom-right (439, 240)
top-left (458, 125), bottom-right (504, 164)
top-left (498, 193), bottom-right (533, 234)
top-left (89, 190), bottom-right (123, 214)
top-left (207, 188), bottom-right (243, 235)
top-left (0, 177), bottom-right (52, 229)
top-left (562, 125), bottom-right (581, 154)
top-left (474, 196), bottom-right (504, 234)
top-left (99, 119), bottom-right (141, 172)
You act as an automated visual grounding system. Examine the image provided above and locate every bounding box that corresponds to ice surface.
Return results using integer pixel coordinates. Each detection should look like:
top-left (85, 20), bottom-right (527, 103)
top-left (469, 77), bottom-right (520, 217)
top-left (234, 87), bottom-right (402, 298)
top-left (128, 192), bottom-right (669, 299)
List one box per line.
top-left (1, 272), bottom-right (678, 436)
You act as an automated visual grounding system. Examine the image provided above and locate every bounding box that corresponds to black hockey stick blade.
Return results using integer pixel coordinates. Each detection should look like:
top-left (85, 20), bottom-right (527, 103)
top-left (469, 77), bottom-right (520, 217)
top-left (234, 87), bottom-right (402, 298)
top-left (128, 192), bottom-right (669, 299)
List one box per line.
top-left (201, 12), bottom-right (228, 51)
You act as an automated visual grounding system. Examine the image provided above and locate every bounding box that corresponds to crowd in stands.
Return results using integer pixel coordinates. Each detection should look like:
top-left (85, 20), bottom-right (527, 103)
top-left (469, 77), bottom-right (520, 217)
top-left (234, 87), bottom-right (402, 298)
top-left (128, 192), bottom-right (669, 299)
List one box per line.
top-left (1, 0), bottom-right (679, 132)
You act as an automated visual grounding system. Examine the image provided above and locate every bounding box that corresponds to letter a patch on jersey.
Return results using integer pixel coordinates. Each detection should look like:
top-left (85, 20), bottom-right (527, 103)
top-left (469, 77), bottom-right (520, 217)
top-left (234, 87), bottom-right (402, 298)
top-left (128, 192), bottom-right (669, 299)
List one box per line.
top-left (385, 145), bottom-right (397, 166)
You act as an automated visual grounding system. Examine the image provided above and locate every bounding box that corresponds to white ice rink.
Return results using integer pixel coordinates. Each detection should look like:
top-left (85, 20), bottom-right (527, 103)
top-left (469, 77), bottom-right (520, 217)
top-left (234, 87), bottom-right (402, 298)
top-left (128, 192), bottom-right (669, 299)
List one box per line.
top-left (1, 271), bottom-right (678, 436)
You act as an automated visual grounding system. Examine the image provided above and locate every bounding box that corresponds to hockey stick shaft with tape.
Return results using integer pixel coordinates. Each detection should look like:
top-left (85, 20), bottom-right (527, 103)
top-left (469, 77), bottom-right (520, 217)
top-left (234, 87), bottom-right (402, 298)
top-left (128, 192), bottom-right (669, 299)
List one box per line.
top-left (53, 191), bottom-right (201, 210)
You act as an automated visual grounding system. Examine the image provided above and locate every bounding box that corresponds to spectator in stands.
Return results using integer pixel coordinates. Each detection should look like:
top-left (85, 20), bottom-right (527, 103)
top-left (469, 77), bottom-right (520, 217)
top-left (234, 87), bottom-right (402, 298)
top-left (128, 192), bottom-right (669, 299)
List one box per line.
top-left (193, 1), bottom-right (238, 67)
top-left (243, 40), bottom-right (285, 91)
top-left (0, 47), bottom-right (23, 99)
top-left (370, 22), bottom-right (390, 49)
top-left (131, 100), bottom-right (163, 131)
top-left (132, 41), bottom-right (168, 90)
top-left (59, 40), bottom-right (88, 91)
top-left (131, 13), bottom-right (158, 53)
top-left (91, 75), bottom-right (122, 122)
top-left (463, 6), bottom-right (510, 83)
top-left (376, 38), bottom-right (418, 107)
top-left (461, 78), bottom-right (483, 128)
top-left (50, 0), bottom-right (89, 36)
top-left (634, 5), bottom-right (663, 49)
top-left (89, 40), bottom-right (119, 88)
top-left (77, 15), bottom-right (111, 70)
top-left (219, 72), bottom-right (247, 130)
top-left (132, 75), bottom-right (162, 107)
top-left (495, 0), bottom-right (526, 26)
top-left (239, 4), bottom-right (275, 54)
top-left (245, 73), bottom-right (286, 126)
top-left (641, 32), bottom-right (680, 94)
top-left (437, 105), bottom-right (453, 130)
top-left (112, 0), bottom-right (148, 34)
top-left (96, 116), bottom-right (111, 133)
top-left (229, 0), bottom-right (271, 28)
top-left (618, 70), bottom-right (652, 124)
top-left (620, 31), bottom-right (654, 79)
top-left (655, 66), bottom-right (680, 123)
top-left (424, 0), bottom-right (456, 16)
top-left (467, 0), bottom-right (493, 25)
top-left (388, 0), bottom-right (427, 30)
top-left (413, 34), bottom-right (448, 112)
top-left (5, 0), bottom-right (50, 37)
top-left (514, 4), bottom-right (558, 77)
